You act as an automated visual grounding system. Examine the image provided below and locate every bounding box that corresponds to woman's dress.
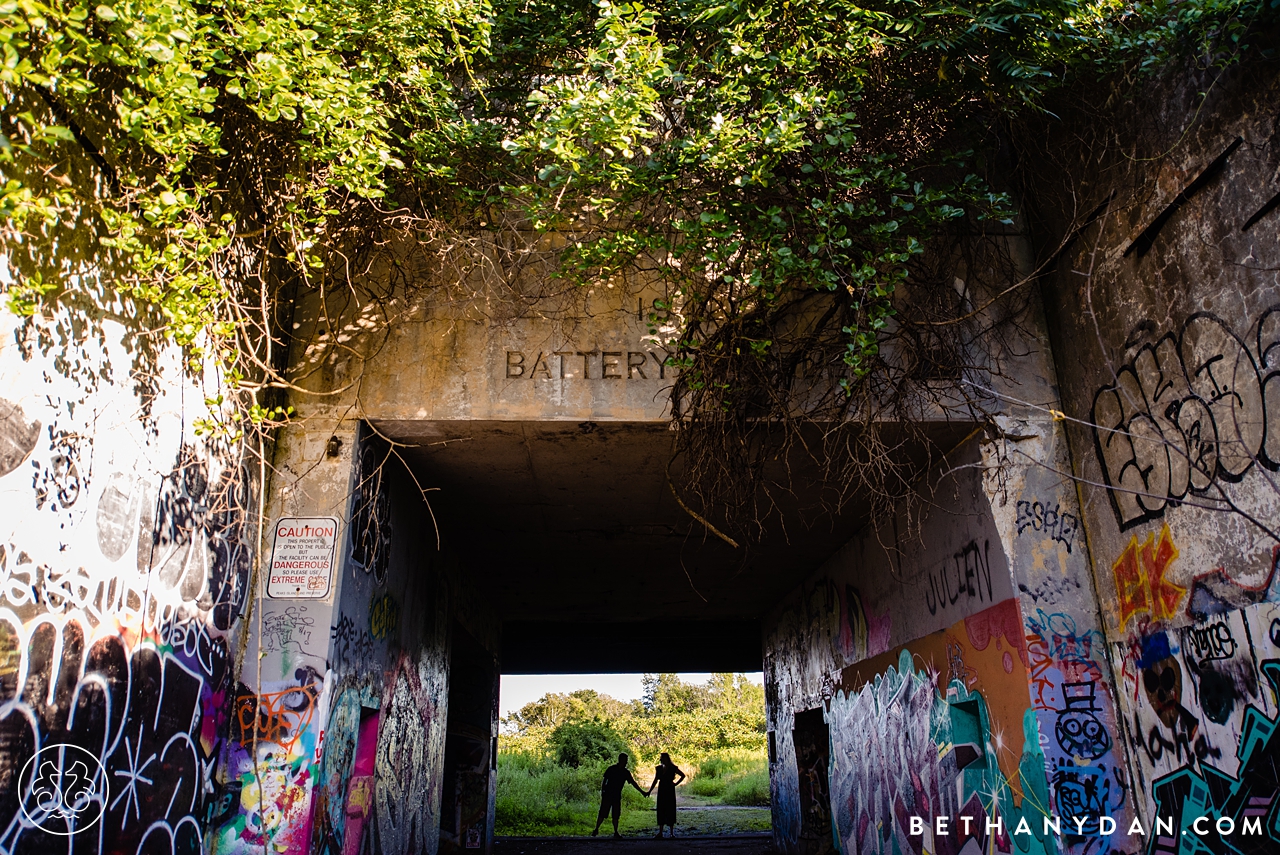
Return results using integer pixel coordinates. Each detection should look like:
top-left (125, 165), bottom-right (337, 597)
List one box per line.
top-left (655, 764), bottom-right (681, 826)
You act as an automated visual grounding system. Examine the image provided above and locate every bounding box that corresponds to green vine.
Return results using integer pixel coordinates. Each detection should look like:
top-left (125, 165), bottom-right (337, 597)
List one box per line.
top-left (1, 0), bottom-right (1274, 514)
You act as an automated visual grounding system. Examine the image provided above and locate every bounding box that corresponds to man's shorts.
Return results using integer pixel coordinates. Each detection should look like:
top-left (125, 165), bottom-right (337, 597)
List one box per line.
top-left (597, 795), bottom-right (620, 822)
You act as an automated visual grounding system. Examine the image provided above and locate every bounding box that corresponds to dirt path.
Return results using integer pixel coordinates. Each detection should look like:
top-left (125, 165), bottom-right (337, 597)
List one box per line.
top-left (494, 834), bottom-right (775, 855)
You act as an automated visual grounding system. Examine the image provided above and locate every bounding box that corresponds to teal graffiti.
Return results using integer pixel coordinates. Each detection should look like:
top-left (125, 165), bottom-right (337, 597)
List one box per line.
top-left (826, 649), bottom-right (1058, 855)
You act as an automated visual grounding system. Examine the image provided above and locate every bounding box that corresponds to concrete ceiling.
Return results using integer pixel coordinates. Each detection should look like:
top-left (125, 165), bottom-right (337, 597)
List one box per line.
top-left (376, 419), bottom-right (976, 638)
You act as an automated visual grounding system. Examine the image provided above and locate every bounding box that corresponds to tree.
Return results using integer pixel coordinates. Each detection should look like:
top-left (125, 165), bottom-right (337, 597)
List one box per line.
top-left (505, 689), bottom-right (632, 733)
top-left (548, 720), bottom-right (631, 767)
top-left (640, 673), bottom-right (763, 714)
top-left (706, 674), bottom-right (765, 712)
top-left (5, 0), bottom-right (1273, 538)
top-left (642, 673), bottom-right (707, 714)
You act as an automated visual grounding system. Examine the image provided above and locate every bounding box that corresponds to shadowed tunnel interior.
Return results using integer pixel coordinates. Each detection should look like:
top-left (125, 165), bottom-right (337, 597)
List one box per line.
top-left (374, 418), bottom-right (976, 673)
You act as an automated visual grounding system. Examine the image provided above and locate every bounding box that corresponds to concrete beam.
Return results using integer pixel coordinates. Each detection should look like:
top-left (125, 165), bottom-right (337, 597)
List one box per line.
top-left (501, 620), bottom-right (762, 673)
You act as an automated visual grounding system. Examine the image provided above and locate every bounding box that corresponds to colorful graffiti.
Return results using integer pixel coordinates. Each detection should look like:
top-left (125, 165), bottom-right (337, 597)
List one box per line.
top-left (1106, 532), bottom-right (1280, 855)
top-left (827, 600), bottom-right (1057, 855)
top-left (1113, 524), bottom-right (1185, 628)
top-left (1025, 608), bottom-right (1107, 706)
top-left (1146, 659), bottom-right (1280, 853)
top-left (0, 429), bottom-right (255, 855)
top-left (235, 679), bottom-right (322, 752)
top-left (214, 669), bottom-right (328, 854)
top-left (370, 593), bottom-right (399, 642)
top-left (313, 686), bottom-right (362, 855)
top-left (1022, 599), bottom-right (1129, 851)
top-left (376, 651), bottom-right (448, 855)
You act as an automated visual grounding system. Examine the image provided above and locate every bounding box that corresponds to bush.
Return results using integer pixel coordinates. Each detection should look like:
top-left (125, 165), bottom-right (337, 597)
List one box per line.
top-left (721, 768), bottom-right (770, 806)
top-left (548, 721), bottom-right (630, 768)
top-left (687, 748), bottom-right (770, 805)
top-left (614, 710), bottom-right (766, 762)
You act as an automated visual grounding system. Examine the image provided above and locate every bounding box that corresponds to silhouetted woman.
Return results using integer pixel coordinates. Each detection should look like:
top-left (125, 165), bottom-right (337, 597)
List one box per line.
top-left (647, 752), bottom-right (686, 838)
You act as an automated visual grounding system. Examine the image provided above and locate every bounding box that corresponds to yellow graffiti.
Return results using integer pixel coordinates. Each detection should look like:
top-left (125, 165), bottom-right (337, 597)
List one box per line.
top-left (1112, 523), bottom-right (1183, 628)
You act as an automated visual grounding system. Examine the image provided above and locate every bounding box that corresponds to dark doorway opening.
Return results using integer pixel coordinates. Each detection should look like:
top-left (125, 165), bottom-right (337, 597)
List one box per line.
top-left (441, 624), bottom-right (500, 853)
top-left (792, 708), bottom-right (832, 854)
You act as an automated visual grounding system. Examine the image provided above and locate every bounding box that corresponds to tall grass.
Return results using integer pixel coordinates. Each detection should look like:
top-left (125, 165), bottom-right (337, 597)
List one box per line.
top-left (495, 750), bottom-right (653, 836)
top-left (495, 745), bottom-right (770, 835)
top-left (686, 748), bottom-right (770, 806)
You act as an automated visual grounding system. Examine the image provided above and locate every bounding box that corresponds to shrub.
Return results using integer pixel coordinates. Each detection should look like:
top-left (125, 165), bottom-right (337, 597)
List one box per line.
top-left (548, 720), bottom-right (630, 768)
top-left (688, 748), bottom-right (770, 805)
top-left (495, 751), bottom-right (652, 836)
top-left (721, 768), bottom-right (770, 806)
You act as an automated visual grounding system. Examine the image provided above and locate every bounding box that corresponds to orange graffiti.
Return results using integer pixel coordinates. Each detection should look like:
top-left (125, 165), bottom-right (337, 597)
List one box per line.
top-left (1144, 525), bottom-right (1183, 619)
top-left (235, 684), bottom-right (319, 750)
top-left (1112, 523), bottom-right (1183, 628)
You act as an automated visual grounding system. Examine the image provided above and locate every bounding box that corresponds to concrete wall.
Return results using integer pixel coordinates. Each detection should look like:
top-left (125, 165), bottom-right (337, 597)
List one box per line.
top-left (1038, 59), bottom-right (1280, 852)
top-left (284, 253), bottom-right (678, 424)
top-left (0, 302), bottom-right (258, 854)
top-left (761, 53), bottom-right (1280, 855)
top-left (761, 240), bottom-right (1138, 855)
top-left (764, 426), bottom-right (1131, 855)
top-left (218, 420), bottom-right (501, 855)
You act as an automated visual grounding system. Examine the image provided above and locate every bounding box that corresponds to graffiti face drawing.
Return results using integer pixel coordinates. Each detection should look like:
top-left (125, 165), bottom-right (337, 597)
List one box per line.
top-left (1143, 657), bottom-right (1185, 731)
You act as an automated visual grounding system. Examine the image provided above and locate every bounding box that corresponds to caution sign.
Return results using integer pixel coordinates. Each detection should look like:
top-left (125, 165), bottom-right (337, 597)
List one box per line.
top-left (267, 517), bottom-right (339, 599)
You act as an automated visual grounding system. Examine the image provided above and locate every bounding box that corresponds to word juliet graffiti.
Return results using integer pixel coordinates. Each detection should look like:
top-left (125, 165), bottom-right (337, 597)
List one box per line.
top-left (925, 539), bottom-right (997, 616)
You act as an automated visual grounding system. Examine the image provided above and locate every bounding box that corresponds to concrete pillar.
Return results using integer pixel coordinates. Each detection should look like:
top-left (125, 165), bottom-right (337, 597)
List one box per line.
top-left (979, 353), bottom-right (1138, 850)
top-left (208, 419), bottom-right (358, 855)
top-left (208, 421), bottom-right (469, 855)
top-left (761, 268), bottom-right (1135, 855)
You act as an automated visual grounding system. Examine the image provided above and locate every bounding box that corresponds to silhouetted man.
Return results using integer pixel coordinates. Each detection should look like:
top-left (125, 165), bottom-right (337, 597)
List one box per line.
top-left (591, 753), bottom-right (648, 837)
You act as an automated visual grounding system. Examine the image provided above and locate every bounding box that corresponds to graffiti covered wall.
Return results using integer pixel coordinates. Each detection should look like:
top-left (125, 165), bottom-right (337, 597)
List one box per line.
top-left (207, 425), bottom-right (454, 855)
top-left (763, 441), bottom-right (1044, 853)
top-left (1035, 59), bottom-right (1280, 854)
top-left (207, 421), bottom-right (355, 855)
top-left (310, 431), bottom-right (454, 855)
top-left (213, 421), bottom-right (499, 855)
top-left (765, 399), bottom-right (1135, 855)
top-left (0, 304), bottom-right (257, 855)
top-left (828, 604), bottom-right (1052, 855)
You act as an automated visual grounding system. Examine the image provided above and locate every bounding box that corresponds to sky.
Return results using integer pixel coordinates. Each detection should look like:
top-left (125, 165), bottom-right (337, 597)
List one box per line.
top-left (498, 672), bottom-right (764, 719)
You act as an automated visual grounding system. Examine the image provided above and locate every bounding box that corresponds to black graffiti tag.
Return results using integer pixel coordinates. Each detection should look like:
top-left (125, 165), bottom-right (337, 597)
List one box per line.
top-left (1015, 499), bottom-right (1078, 553)
top-left (1092, 308), bottom-right (1280, 530)
top-left (925, 540), bottom-right (995, 616)
top-left (1182, 619), bottom-right (1238, 667)
top-left (349, 440), bottom-right (392, 586)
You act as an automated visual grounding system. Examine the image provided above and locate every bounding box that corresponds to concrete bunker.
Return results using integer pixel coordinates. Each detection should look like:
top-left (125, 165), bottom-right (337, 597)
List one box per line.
top-left (1, 49), bottom-right (1279, 855)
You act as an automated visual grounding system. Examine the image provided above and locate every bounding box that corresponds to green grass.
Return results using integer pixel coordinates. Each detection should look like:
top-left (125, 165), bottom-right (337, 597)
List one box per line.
top-left (495, 751), bottom-right (655, 836)
top-left (495, 747), bottom-right (770, 836)
top-left (686, 748), bottom-right (770, 806)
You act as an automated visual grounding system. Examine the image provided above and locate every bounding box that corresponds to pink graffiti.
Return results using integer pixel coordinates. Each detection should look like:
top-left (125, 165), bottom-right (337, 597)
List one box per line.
top-left (963, 598), bottom-right (1029, 667)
